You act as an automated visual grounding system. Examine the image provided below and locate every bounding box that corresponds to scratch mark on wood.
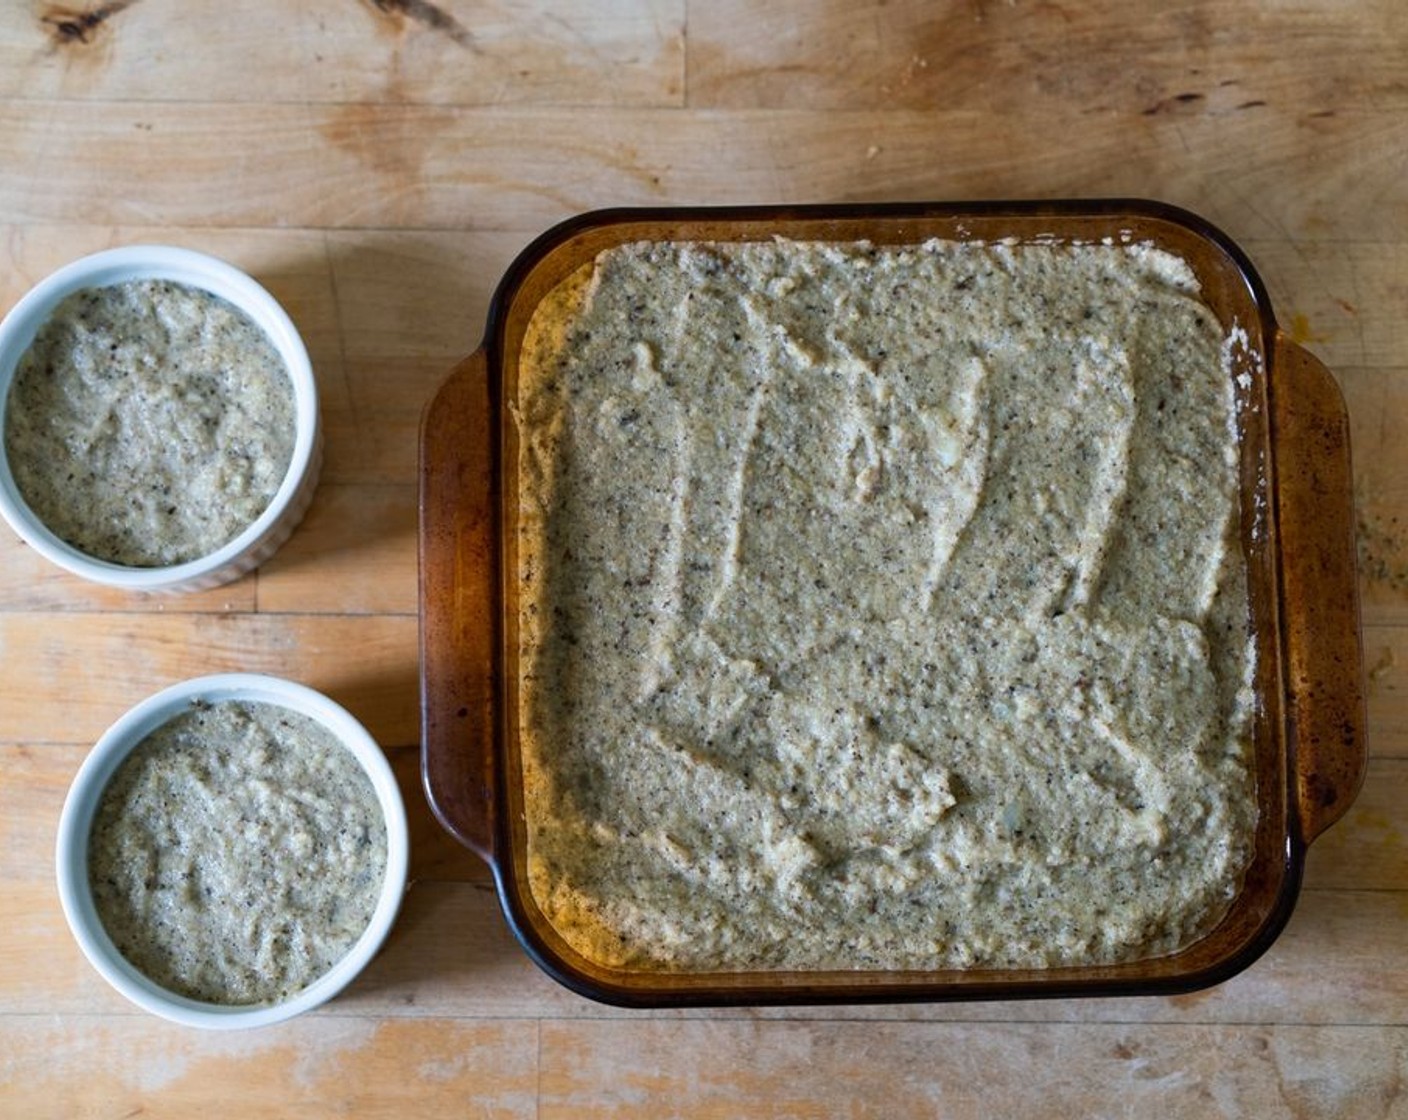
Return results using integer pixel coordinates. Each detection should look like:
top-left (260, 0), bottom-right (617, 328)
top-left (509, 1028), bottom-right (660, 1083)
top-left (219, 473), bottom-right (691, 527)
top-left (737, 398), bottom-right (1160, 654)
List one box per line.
top-left (1367, 644), bottom-right (1396, 687)
top-left (1142, 91), bottom-right (1204, 116)
top-left (41, 0), bottom-right (138, 46)
top-left (367, 0), bottom-right (478, 50)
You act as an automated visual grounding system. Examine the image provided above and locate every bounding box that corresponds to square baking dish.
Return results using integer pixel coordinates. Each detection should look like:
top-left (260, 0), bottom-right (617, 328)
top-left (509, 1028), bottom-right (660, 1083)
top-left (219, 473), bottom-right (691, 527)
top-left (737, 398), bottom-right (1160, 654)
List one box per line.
top-left (419, 199), bottom-right (1365, 1006)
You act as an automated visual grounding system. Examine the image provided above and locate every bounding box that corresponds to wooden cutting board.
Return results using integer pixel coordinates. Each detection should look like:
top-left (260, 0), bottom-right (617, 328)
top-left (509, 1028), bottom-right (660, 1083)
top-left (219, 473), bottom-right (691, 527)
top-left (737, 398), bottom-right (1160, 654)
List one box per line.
top-left (0, 1), bottom-right (1404, 1115)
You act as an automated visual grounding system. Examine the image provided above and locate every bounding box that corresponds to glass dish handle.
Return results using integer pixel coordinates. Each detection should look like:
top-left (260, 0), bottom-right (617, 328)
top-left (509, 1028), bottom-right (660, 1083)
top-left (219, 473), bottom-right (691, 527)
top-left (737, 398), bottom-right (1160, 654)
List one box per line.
top-left (420, 349), bottom-right (497, 862)
top-left (1270, 334), bottom-right (1368, 845)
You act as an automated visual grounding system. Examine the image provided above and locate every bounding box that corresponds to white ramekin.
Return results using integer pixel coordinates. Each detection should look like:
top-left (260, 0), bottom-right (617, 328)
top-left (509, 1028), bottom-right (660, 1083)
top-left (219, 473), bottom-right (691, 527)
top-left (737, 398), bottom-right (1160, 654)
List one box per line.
top-left (55, 674), bottom-right (409, 1030)
top-left (0, 246), bottom-right (321, 592)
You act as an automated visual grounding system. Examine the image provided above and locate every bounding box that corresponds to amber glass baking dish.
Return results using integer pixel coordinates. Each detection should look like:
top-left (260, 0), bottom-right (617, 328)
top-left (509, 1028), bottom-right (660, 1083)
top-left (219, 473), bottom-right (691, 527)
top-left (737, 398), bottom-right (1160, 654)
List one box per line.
top-left (419, 199), bottom-right (1365, 1006)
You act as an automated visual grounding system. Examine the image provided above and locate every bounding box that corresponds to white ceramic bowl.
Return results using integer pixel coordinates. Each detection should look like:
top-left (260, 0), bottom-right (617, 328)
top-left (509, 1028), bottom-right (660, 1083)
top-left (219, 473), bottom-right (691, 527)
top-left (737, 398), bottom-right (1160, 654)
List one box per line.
top-left (55, 674), bottom-right (409, 1030)
top-left (0, 245), bottom-right (321, 592)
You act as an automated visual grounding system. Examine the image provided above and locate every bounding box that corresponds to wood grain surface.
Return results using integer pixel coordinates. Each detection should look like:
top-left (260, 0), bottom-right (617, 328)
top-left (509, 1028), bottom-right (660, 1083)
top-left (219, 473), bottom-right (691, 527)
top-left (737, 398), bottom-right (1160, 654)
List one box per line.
top-left (1, 1), bottom-right (1404, 1116)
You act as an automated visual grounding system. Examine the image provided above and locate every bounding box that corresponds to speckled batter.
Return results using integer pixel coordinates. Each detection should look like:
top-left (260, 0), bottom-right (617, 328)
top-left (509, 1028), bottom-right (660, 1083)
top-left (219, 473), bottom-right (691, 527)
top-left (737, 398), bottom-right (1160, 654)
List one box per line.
top-left (4, 279), bottom-right (295, 566)
top-left (515, 238), bottom-right (1256, 972)
top-left (89, 700), bottom-right (386, 1005)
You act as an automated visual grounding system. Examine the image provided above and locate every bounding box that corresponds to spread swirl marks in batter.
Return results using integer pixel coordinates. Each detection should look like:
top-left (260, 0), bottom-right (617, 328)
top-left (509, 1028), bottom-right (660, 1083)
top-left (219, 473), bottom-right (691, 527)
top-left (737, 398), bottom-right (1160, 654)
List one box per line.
top-left (516, 238), bottom-right (1255, 972)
